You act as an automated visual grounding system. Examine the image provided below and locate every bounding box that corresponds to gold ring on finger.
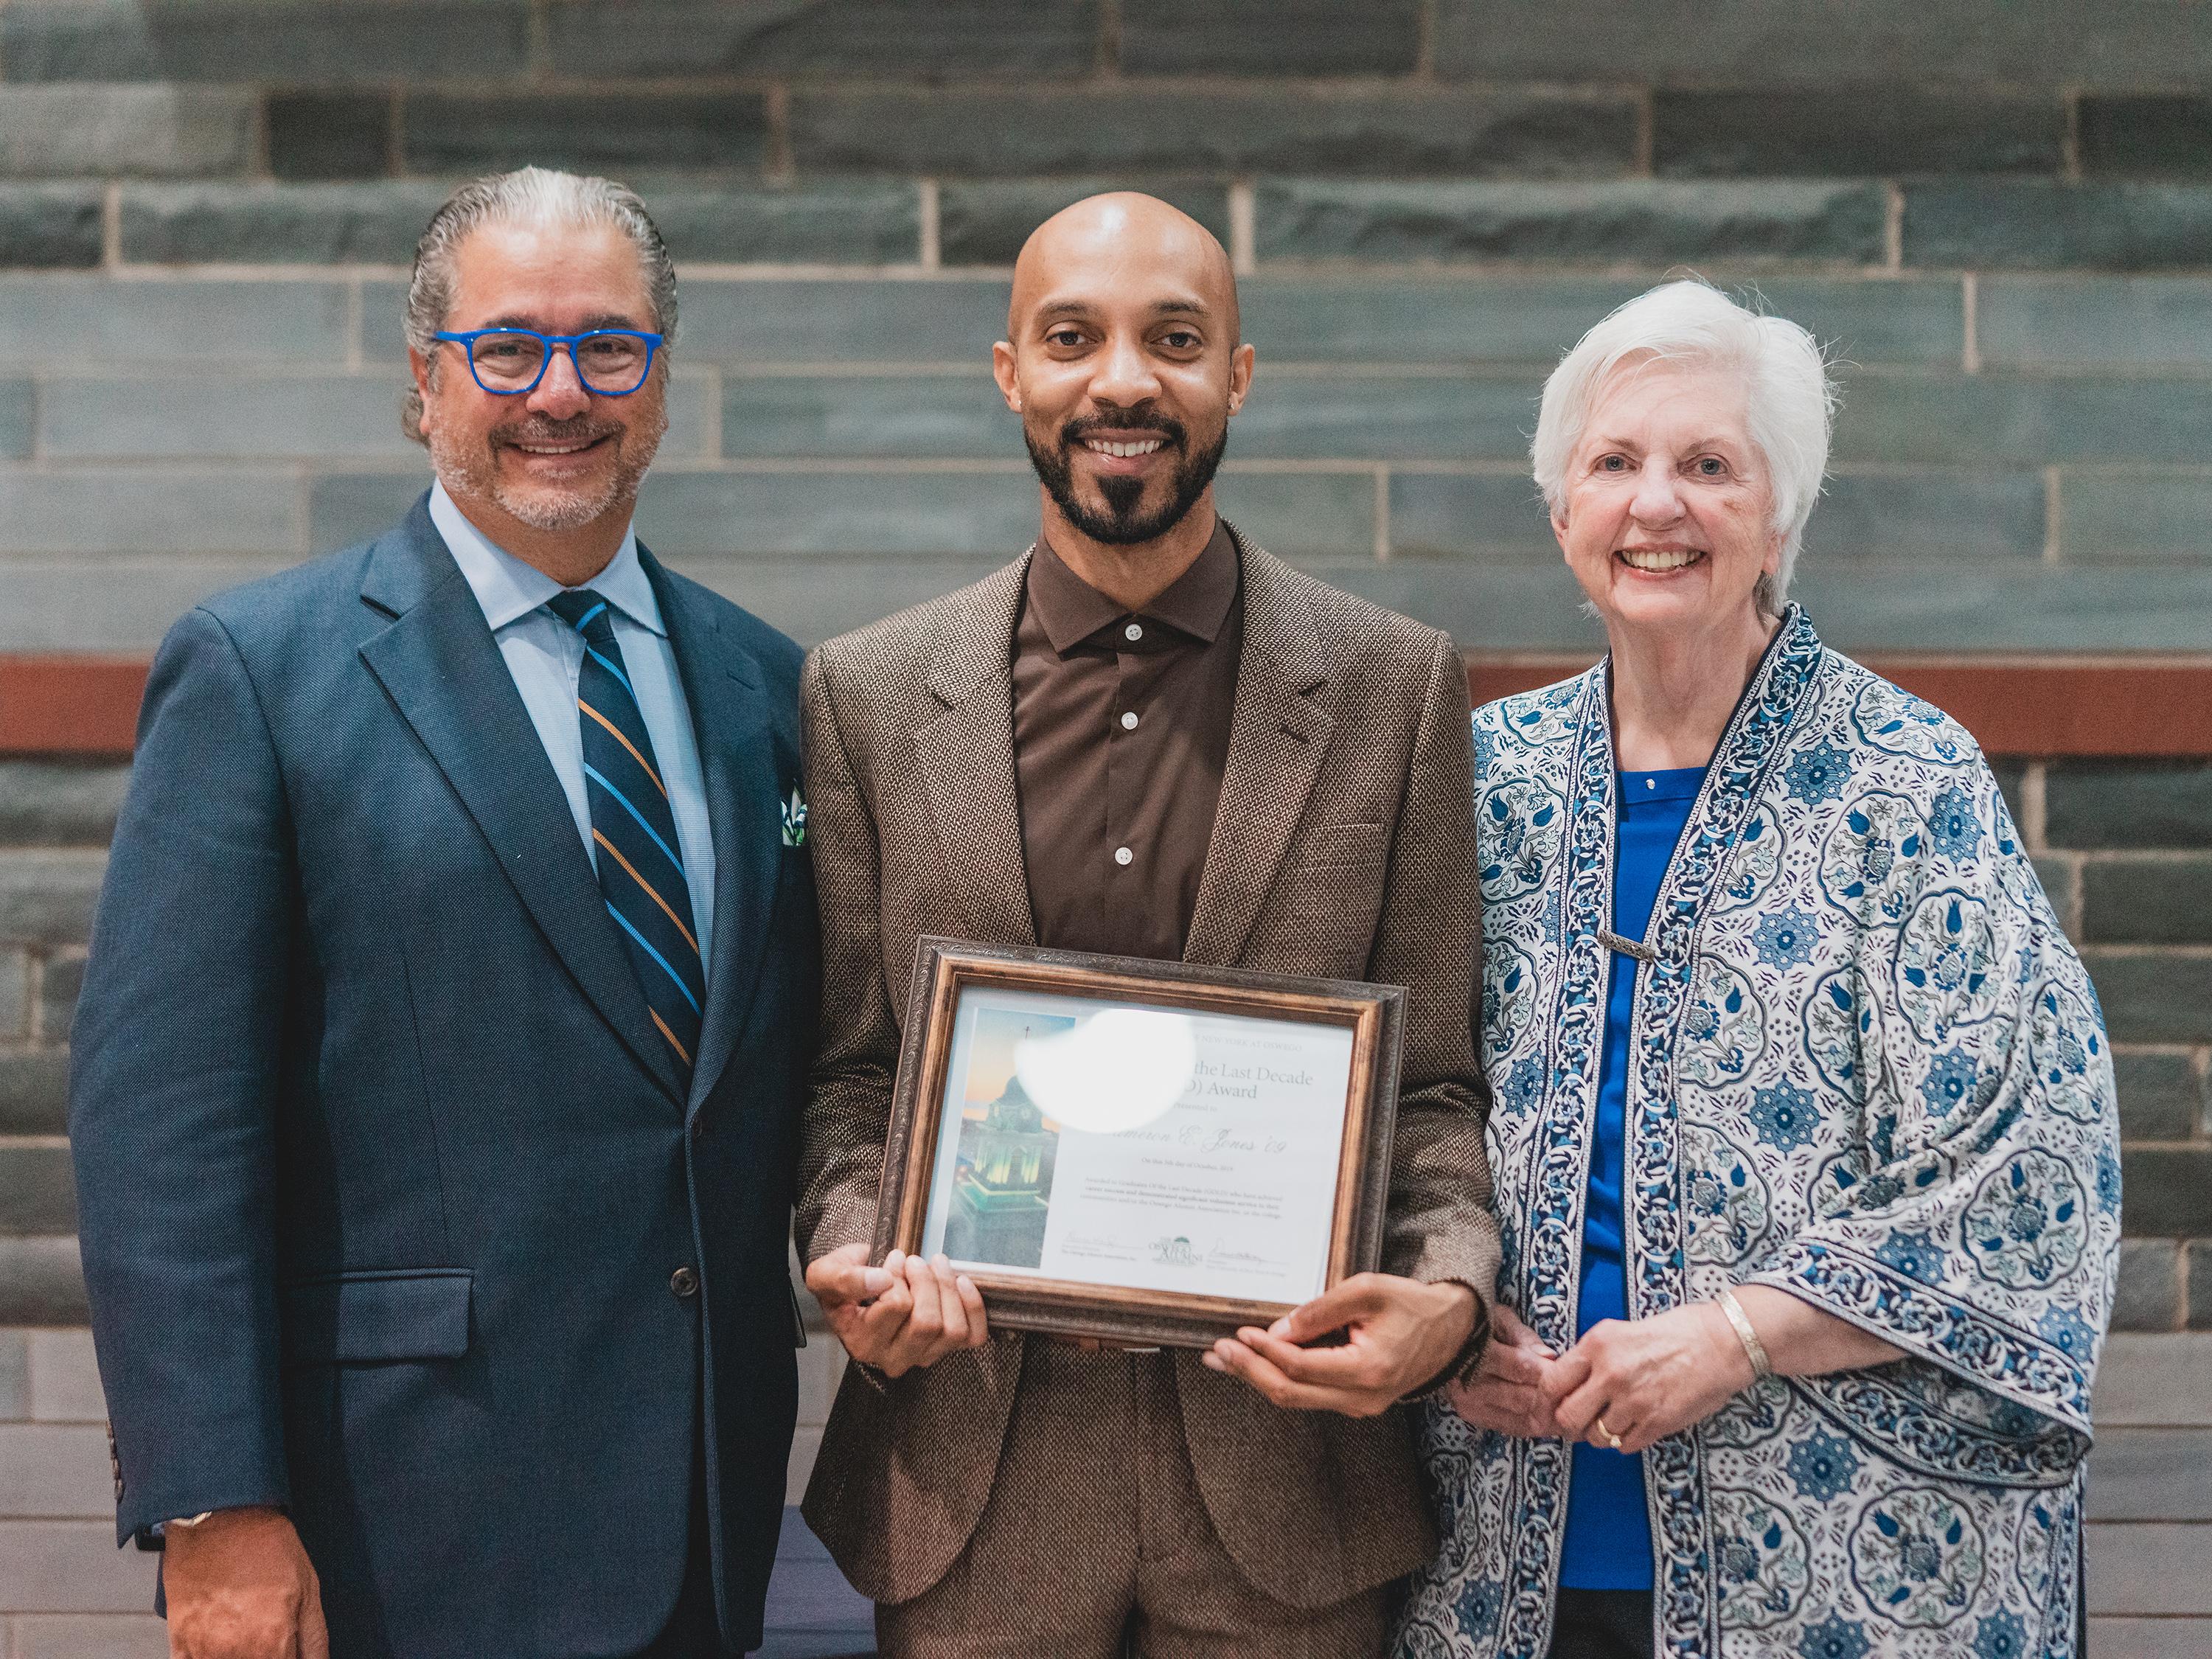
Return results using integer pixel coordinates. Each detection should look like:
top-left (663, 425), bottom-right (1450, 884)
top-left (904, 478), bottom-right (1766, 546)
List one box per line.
top-left (1596, 1416), bottom-right (1624, 1451)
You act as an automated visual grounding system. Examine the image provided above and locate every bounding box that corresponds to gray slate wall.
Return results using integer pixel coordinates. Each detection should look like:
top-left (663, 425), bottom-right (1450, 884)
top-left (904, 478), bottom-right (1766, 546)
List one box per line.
top-left (0, 1), bottom-right (2204, 651)
top-left (1, 1), bottom-right (2209, 1652)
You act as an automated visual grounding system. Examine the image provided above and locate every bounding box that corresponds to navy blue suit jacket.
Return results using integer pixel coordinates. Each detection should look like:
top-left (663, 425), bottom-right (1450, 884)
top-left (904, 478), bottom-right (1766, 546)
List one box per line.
top-left (69, 496), bottom-right (819, 1658)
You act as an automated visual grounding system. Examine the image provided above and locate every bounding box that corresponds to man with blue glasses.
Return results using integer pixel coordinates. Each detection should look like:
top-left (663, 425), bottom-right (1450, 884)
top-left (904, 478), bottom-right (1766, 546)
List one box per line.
top-left (69, 167), bottom-right (818, 1658)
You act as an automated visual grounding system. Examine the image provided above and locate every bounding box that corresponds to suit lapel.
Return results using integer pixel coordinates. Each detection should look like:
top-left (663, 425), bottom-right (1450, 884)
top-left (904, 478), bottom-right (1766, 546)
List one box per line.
top-left (917, 556), bottom-right (1037, 948)
top-left (1183, 539), bottom-right (1335, 968)
top-left (650, 553), bottom-right (785, 1115)
top-left (355, 498), bottom-right (689, 1107)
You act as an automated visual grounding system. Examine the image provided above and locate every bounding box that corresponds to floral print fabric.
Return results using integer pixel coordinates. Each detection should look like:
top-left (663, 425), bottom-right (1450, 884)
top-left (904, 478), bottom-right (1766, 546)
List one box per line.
top-left (1397, 609), bottom-right (2121, 1659)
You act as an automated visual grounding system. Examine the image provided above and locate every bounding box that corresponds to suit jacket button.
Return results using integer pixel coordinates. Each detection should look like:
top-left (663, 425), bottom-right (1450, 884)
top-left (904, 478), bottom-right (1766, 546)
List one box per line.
top-left (670, 1267), bottom-right (700, 1299)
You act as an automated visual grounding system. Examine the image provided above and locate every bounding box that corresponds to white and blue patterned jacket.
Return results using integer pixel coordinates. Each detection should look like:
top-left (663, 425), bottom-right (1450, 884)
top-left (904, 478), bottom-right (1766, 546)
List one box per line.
top-left (1397, 609), bottom-right (2120, 1659)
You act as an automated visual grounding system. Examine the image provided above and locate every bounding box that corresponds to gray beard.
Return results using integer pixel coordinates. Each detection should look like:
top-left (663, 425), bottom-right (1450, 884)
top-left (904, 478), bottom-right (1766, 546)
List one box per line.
top-left (429, 423), bottom-right (661, 535)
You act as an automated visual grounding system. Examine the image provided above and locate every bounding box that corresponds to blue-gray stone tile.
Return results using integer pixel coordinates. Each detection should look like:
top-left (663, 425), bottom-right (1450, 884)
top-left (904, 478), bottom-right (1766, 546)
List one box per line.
top-left (0, 1145), bottom-right (76, 1237)
top-left (2084, 857), bottom-right (2212, 946)
top-left (1211, 470), bottom-right (1377, 558)
top-left (0, 1052), bottom-right (68, 1137)
top-left (267, 91), bottom-right (394, 182)
top-left (939, 180), bottom-right (1230, 268)
top-left (641, 279), bottom-right (1008, 366)
top-left (1254, 179), bottom-right (1888, 265)
top-left (2114, 1050), bottom-right (2205, 1143)
top-left (721, 372), bottom-right (1017, 458)
top-left (404, 92), bottom-right (769, 175)
top-left (1119, 0), bottom-right (1417, 75)
top-left (0, 382), bottom-right (34, 461)
top-left (0, 277), bottom-right (352, 366)
top-left (0, 763), bottom-right (126, 848)
top-left (1904, 182), bottom-right (2212, 271)
top-left (1234, 372), bottom-right (1538, 462)
top-left (0, 559), bottom-right (293, 650)
top-left (548, 0), bottom-right (1099, 79)
top-left (0, 1331), bottom-right (23, 1420)
top-left (665, 554), bottom-right (1006, 646)
top-left (1655, 89), bottom-right (2062, 178)
top-left (1431, 0), bottom-right (2212, 84)
top-left (2048, 762), bottom-right (2212, 852)
top-left (0, 187), bottom-right (103, 269)
top-left (634, 467), bottom-right (1035, 556)
top-left (0, 849), bottom-right (102, 947)
top-left (308, 469), bottom-right (431, 552)
top-left (2122, 1147), bottom-right (2212, 1234)
top-left (0, 1237), bottom-right (86, 1325)
top-left (1242, 274), bottom-right (1961, 366)
top-left (1807, 471), bottom-right (2046, 563)
top-left (1784, 560), bottom-right (2212, 652)
top-left (1979, 277), bottom-right (2212, 370)
top-left (0, 469), bottom-right (302, 554)
top-left (2089, 1429), bottom-right (2212, 1518)
top-left (119, 184), bottom-right (453, 266)
top-left (1387, 470), bottom-right (1553, 559)
top-left (652, 183), bottom-right (920, 267)
top-left (0, 0), bottom-right (532, 83)
top-left (1834, 373), bottom-right (2212, 467)
top-left (2111, 1240), bottom-right (2181, 1329)
top-left (2080, 95), bottom-right (2212, 178)
top-left (2059, 473), bottom-right (2212, 563)
top-left (0, 86), bottom-right (252, 179)
top-left (790, 88), bottom-right (1637, 178)
top-left (40, 375), bottom-right (420, 460)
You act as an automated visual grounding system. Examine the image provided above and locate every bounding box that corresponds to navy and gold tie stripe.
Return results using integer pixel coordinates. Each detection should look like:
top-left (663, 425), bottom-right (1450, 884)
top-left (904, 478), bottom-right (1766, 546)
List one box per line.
top-left (544, 588), bottom-right (704, 1075)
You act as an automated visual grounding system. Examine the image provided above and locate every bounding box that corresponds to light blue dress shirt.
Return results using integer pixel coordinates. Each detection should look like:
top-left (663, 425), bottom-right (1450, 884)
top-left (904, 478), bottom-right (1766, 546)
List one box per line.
top-left (428, 481), bottom-right (717, 973)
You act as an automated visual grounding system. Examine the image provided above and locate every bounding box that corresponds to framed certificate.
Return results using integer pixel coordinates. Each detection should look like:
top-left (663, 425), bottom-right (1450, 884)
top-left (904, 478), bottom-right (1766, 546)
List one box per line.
top-left (872, 937), bottom-right (1405, 1349)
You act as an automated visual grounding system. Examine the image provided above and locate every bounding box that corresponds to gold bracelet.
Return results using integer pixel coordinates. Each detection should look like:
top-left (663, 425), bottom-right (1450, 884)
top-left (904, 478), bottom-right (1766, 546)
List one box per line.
top-left (1716, 1286), bottom-right (1773, 1384)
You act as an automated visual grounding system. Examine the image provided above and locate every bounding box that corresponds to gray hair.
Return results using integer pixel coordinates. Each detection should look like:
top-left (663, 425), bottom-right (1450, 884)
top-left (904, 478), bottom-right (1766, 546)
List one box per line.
top-left (1530, 279), bottom-right (1836, 617)
top-left (402, 167), bottom-right (678, 444)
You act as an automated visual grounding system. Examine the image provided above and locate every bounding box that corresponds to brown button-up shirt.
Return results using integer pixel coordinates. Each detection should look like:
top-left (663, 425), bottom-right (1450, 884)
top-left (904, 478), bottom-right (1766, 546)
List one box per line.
top-left (1011, 520), bottom-right (1243, 962)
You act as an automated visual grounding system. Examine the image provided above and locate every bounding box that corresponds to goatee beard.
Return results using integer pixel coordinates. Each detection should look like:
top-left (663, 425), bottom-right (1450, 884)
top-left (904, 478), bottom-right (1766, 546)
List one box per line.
top-left (1026, 414), bottom-right (1227, 546)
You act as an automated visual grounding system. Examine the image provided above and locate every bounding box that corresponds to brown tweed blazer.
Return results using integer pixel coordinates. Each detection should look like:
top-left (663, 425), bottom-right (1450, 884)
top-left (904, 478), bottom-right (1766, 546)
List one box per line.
top-left (795, 529), bottom-right (1501, 1610)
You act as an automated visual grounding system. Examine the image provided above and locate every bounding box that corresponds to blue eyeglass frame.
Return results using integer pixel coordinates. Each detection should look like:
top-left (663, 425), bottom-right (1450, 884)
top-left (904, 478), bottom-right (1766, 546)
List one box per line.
top-left (432, 327), bottom-right (665, 397)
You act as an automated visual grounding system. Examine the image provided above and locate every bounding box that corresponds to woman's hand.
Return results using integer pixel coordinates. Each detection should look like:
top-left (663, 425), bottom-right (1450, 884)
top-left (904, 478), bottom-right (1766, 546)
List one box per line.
top-left (1541, 1301), bottom-right (1753, 1455)
top-left (1444, 1303), bottom-right (1566, 1438)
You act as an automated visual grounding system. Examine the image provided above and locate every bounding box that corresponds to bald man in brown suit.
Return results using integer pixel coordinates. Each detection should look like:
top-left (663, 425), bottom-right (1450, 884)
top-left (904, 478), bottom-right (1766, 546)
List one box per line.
top-left (795, 194), bottom-right (1501, 1657)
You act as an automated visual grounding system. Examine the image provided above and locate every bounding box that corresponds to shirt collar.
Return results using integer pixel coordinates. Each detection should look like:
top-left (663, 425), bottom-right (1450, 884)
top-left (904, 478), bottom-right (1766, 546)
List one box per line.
top-left (1026, 516), bottom-right (1239, 655)
top-left (428, 479), bottom-right (664, 638)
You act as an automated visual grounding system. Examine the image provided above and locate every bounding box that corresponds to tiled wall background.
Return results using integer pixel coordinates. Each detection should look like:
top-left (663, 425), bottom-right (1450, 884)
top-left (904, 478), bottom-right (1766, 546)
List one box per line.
top-left (0, 1), bottom-right (2207, 1652)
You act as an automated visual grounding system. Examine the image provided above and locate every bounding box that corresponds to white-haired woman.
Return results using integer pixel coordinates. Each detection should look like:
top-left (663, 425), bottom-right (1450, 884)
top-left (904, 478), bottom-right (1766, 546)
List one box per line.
top-left (1397, 281), bottom-right (2119, 1659)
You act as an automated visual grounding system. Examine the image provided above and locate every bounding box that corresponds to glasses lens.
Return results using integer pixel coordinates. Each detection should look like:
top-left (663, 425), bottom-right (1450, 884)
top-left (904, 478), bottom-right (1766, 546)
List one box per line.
top-left (575, 332), bottom-right (651, 394)
top-left (469, 333), bottom-right (546, 389)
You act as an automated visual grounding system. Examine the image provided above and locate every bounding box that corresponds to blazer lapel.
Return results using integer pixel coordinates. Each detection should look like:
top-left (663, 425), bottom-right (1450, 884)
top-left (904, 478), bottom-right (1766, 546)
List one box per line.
top-left (355, 498), bottom-right (689, 1107)
top-left (916, 556), bottom-right (1037, 948)
top-left (1183, 538), bottom-right (1335, 968)
top-left (649, 553), bottom-right (785, 1115)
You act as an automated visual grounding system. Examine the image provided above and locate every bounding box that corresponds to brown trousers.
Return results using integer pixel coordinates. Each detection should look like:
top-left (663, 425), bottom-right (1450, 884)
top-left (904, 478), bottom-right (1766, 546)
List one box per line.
top-left (874, 1340), bottom-right (1391, 1659)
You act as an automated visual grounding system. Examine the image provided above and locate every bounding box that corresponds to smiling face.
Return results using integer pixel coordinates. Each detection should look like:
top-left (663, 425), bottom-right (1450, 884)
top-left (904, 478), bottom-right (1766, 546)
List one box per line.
top-left (993, 195), bottom-right (1253, 547)
top-left (1553, 358), bottom-right (1781, 641)
top-left (409, 218), bottom-right (667, 541)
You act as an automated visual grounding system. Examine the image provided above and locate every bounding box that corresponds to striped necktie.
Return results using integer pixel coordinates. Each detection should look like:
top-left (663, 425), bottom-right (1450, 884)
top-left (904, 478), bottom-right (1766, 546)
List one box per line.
top-left (545, 588), bottom-right (704, 1078)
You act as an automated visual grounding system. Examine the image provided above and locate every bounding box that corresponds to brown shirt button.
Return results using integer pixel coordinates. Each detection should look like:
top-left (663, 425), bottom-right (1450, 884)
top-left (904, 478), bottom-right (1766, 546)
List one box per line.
top-left (1012, 521), bottom-right (1241, 961)
top-left (669, 1267), bottom-right (699, 1298)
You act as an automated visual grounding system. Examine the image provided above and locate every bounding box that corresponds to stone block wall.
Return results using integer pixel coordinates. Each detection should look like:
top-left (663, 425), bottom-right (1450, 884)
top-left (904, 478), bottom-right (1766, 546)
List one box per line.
top-left (0, 0), bottom-right (2208, 1650)
top-left (0, 1), bottom-right (2204, 653)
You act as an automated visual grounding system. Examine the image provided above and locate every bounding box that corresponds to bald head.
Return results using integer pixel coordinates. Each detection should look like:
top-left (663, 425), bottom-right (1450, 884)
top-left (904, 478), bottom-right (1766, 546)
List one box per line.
top-left (1008, 192), bottom-right (1239, 347)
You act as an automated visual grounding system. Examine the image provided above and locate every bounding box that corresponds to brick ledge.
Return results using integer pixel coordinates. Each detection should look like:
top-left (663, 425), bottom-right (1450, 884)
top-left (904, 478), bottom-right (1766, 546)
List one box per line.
top-left (1, 653), bottom-right (2208, 759)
